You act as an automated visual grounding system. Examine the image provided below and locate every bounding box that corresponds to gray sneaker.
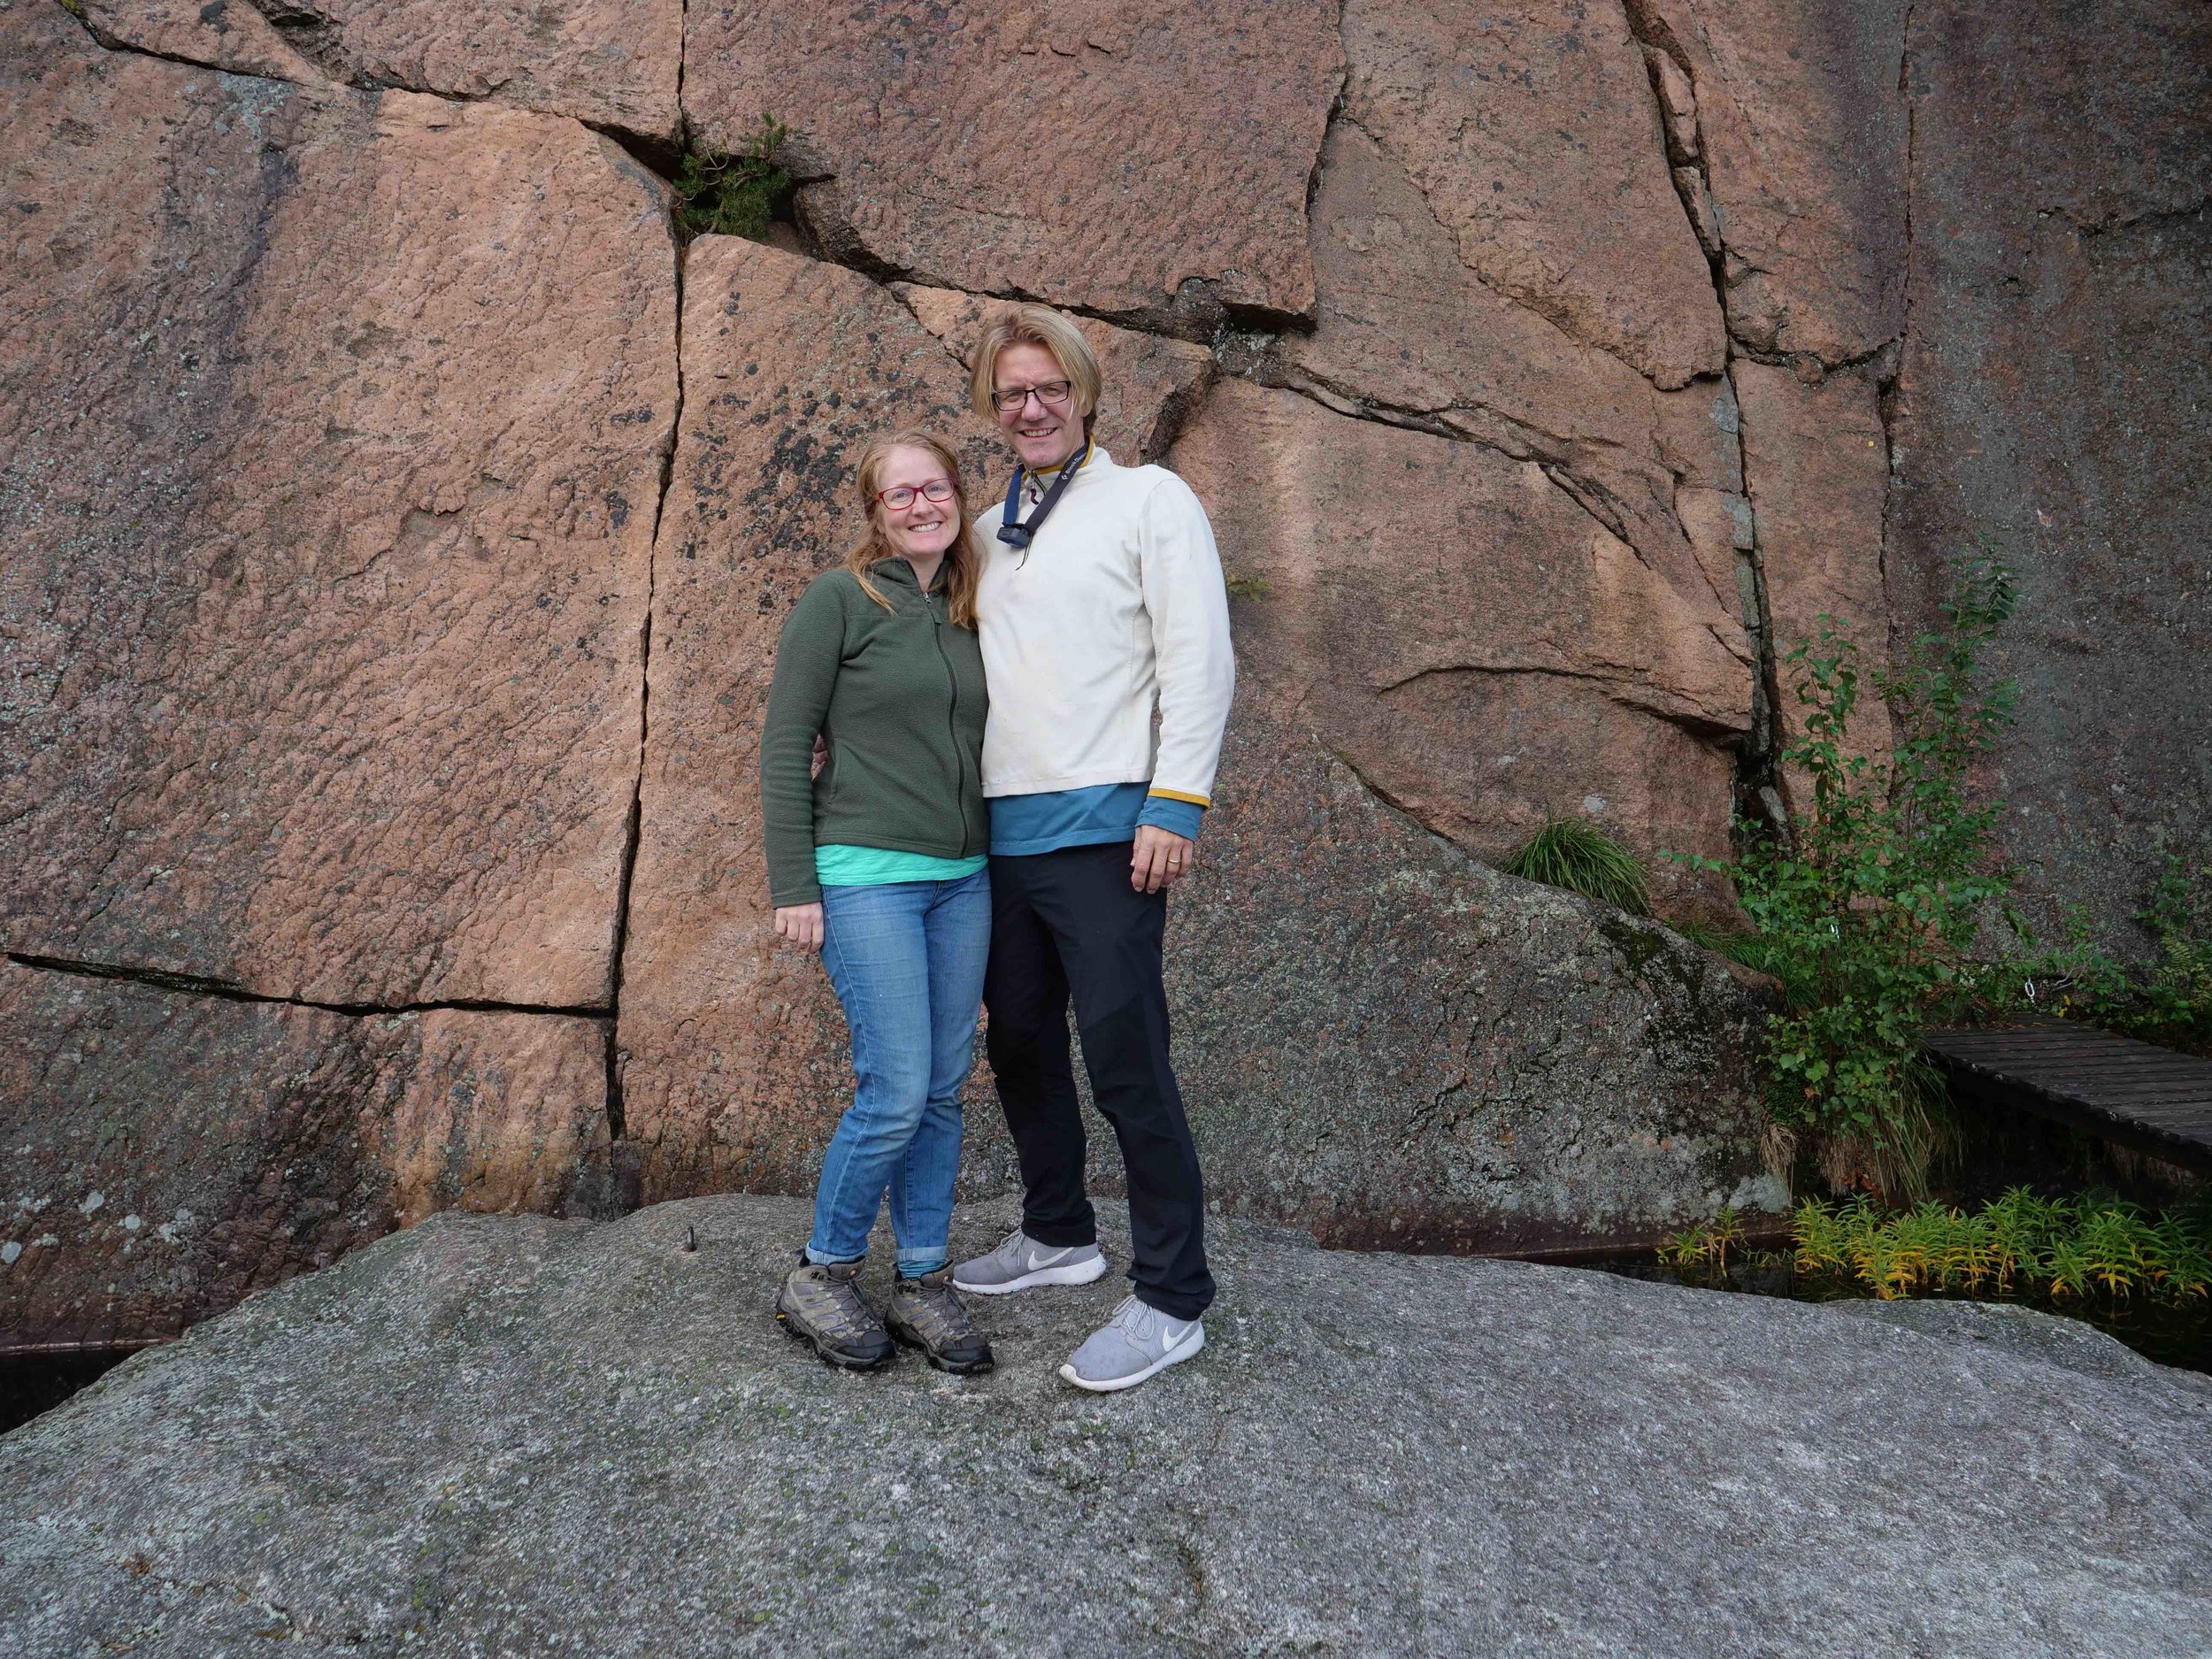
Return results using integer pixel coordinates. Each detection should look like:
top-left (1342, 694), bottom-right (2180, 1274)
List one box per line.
top-left (775, 1259), bottom-right (895, 1371)
top-left (951, 1227), bottom-right (1109, 1296)
top-left (883, 1270), bottom-right (995, 1374)
top-left (1058, 1294), bottom-right (1206, 1393)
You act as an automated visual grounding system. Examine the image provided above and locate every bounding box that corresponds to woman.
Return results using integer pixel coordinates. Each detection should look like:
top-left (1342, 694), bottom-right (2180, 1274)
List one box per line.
top-left (759, 428), bottom-right (995, 1375)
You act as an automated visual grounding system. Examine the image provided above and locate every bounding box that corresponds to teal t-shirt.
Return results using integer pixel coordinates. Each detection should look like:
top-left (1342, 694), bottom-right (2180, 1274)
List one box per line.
top-left (814, 844), bottom-right (988, 888)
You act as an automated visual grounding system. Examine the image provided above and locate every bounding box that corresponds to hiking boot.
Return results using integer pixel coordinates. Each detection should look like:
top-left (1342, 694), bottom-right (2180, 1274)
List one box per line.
top-left (775, 1259), bottom-right (895, 1371)
top-left (950, 1227), bottom-right (1108, 1296)
top-left (1058, 1294), bottom-right (1205, 1394)
top-left (883, 1270), bottom-right (995, 1374)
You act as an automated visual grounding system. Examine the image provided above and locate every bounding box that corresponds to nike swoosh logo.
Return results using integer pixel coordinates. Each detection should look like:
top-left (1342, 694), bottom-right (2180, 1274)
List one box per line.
top-left (1030, 1245), bottom-right (1075, 1268)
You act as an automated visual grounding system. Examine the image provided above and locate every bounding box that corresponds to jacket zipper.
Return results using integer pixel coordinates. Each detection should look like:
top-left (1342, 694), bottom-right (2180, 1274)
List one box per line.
top-left (925, 588), bottom-right (976, 858)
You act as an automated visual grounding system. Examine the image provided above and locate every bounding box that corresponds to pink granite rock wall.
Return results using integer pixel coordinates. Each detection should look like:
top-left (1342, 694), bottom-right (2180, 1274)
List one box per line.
top-left (5, 0), bottom-right (2200, 1340)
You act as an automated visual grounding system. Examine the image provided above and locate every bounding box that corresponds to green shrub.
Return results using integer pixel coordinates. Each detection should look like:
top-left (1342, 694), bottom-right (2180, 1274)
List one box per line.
top-left (673, 115), bottom-right (794, 240)
top-left (1504, 817), bottom-right (1650, 915)
top-left (1675, 550), bottom-right (2019, 1196)
top-left (1791, 1189), bottom-right (2212, 1302)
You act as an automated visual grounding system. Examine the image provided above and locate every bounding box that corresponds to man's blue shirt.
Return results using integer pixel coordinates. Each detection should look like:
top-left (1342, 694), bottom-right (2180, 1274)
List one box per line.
top-left (989, 783), bottom-right (1204, 856)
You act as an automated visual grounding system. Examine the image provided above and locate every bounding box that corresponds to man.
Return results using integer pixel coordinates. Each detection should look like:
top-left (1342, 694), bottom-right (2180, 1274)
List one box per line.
top-left (949, 304), bottom-right (1235, 1394)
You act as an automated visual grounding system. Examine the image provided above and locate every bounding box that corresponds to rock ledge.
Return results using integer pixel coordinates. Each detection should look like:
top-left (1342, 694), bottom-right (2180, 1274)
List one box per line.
top-left (4, 1195), bottom-right (2207, 1657)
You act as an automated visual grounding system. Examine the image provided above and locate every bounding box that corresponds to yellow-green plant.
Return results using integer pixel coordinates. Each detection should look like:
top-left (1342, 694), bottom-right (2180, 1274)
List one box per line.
top-left (1660, 1206), bottom-right (1747, 1271)
top-left (1789, 1189), bottom-right (2212, 1302)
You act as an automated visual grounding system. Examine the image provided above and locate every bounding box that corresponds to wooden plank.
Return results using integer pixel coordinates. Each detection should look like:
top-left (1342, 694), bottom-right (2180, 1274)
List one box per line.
top-left (1928, 1032), bottom-right (2212, 1085)
top-left (2060, 1102), bottom-right (2212, 1123)
top-left (2041, 1087), bottom-right (2212, 1108)
top-left (1926, 1046), bottom-right (2206, 1076)
top-left (1973, 1066), bottom-right (2212, 1093)
top-left (1940, 1070), bottom-right (2212, 1112)
top-left (1928, 1047), bottom-right (2144, 1070)
top-left (1964, 1046), bottom-right (2212, 1068)
top-left (1929, 1024), bottom-right (2188, 1051)
top-left (2051, 1087), bottom-right (2212, 1112)
top-left (2080, 1104), bottom-right (2212, 1129)
top-left (1992, 1074), bottom-right (2212, 1099)
top-left (2069, 1077), bottom-right (2212, 1092)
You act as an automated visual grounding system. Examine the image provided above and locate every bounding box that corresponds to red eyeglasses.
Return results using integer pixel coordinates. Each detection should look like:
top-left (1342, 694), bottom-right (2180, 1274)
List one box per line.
top-left (876, 477), bottom-right (956, 511)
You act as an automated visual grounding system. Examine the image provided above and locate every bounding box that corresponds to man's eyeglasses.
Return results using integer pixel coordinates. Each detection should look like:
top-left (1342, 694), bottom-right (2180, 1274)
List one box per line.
top-left (991, 380), bottom-right (1073, 413)
top-left (876, 476), bottom-right (956, 511)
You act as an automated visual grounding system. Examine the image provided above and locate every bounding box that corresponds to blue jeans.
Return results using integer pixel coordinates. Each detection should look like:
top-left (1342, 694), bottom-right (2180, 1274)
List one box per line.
top-left (805, 870), bottom-right (991, 1278)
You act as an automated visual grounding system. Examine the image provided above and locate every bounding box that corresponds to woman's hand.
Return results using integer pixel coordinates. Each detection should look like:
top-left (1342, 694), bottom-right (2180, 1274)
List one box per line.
top-left (774, 902), bottom-right (826, 952)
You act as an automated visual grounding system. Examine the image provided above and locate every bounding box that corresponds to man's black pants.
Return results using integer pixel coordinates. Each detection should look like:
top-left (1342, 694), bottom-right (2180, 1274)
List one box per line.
top-left (982, 841), bottom-right (1214, 1320)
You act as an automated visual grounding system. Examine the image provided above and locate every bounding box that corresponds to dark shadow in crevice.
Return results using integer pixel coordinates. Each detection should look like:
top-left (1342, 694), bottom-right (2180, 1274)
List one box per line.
top-left (7, 952), bottom-right (613, 1022)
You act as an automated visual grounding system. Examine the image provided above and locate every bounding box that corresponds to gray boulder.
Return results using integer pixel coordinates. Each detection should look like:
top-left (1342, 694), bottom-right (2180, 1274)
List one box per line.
top-left (4, 1195), bottom-right (2208, 1656)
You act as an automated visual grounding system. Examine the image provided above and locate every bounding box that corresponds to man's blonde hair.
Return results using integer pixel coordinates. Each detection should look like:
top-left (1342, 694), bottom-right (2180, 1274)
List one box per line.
top-left (969, 303), bottom-right (1102, 430)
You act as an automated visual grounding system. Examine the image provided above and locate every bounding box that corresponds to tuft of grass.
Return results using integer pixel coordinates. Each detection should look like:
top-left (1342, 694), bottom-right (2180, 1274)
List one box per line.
top-left (1504, 816), bottom-right (1650, 915)
top-left (673, 114), bottom-right (794, 241)
top-left (1674, 925), bottom-right (1782, 975)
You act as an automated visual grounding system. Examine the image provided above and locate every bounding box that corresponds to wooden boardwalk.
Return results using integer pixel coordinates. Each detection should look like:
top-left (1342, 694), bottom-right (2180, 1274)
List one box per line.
top-left (1924, 1021), bottom-right (2212, 1174)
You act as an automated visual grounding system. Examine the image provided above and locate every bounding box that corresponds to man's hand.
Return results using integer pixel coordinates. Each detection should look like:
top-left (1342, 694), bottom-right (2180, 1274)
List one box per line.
top-left (1131, 826), bottom-right (1196, 894)
top-left (774, 902), bottom-right (825, 952)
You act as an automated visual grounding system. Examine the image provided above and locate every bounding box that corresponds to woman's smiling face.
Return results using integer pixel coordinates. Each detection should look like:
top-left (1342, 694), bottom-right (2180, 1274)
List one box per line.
top-left (874, 443), bottom-right (959, 561)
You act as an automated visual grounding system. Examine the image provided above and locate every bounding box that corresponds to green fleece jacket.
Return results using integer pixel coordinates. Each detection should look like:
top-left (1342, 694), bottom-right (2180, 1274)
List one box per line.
top-left (759, 559), bottom-right (989, 906)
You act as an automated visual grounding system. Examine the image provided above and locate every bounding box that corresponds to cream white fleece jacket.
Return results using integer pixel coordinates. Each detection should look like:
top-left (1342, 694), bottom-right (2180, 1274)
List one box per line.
top-left (972, 446), bottom-right (1235, 803)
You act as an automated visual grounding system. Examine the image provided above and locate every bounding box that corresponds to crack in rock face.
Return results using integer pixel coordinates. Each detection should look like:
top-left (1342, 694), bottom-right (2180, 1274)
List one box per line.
top-left (682, 0), bottom-right (1344, 322)
top-left (1172, 377), bottom-right (1751, 927)
top-left (1339, 0), bottom-right (1726, 389)
top-left (1733, 358), bottom-right (1896, 807)
top-left (1629, 0), bottom-right (1911, 365)
top-left (613, 238), bottom-right (1005, 1205)
top-left (78, 0), bottom-right (327, 83)
top-left (0, 961), bottom-right (613, 1348)
top-left (79, 0), bottom-right (683, 142)
top-left (1283, 119), bottom-right (1753, 637)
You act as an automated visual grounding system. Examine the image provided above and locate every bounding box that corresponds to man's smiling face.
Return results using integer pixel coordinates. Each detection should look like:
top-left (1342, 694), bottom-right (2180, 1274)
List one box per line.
top-left (992, 342), bottom-right (1086, 472)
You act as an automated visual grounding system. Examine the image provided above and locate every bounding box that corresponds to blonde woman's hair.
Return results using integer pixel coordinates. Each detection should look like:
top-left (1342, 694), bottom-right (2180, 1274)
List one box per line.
top-left (969, 303), bottom-right (1102, 432)
top-left (846, 429), bottom-right (979, 627)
